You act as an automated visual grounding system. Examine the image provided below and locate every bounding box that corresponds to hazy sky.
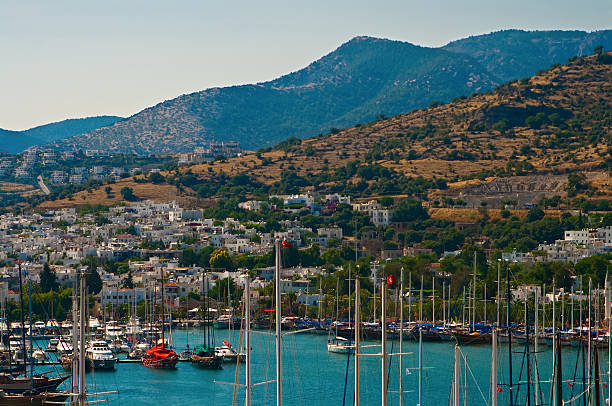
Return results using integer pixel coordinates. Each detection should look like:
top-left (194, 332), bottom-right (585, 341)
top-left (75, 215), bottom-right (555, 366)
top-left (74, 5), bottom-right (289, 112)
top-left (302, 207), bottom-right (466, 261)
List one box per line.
top-left (1, 0), bottom-right (611, 130)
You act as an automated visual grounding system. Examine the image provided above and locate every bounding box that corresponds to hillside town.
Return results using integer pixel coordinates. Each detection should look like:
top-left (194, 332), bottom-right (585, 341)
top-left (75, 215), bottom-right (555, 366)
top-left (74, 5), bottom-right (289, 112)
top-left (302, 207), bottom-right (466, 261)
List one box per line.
top-left (1, 196), bottom-right (610, 317)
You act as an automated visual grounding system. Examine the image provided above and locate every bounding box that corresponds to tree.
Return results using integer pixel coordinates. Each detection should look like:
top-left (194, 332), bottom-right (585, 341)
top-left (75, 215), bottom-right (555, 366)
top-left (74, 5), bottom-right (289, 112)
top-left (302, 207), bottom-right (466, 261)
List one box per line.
top-left (526, 207), bottom-right (545, 222)
top-left (122, 271), bottom-right (134, 289)
top-left (392, 199), bottom-right (429, 222)
top-left (120, 187), bottom-right (138, 202)
top-left (566, 173), bottom-right (587, 197)
top-left (40, 263), bottom-right (59, 293)
top-left (594, 45), bottom-right (603, 56)
top-left (209, 248), bottom-right (235, 271)
top-left (86, 267), bottom-right (103, 295)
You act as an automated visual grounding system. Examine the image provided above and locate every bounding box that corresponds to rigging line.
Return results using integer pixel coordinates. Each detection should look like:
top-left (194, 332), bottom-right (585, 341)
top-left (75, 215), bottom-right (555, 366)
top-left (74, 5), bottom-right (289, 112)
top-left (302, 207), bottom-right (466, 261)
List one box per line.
top-left (459, 349), bottom-right (488, 405)
top-left (571, 337), bottom-right (581, 400)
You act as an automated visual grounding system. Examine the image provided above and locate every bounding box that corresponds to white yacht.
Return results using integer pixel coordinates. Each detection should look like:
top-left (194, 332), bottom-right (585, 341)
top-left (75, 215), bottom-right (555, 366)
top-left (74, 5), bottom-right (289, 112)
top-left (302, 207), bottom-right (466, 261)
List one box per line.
top-left (104, 321), bottom-right (124, 340)
top-left (86, 340), bottom-right (117, 370)
top-left (88, 317), bottom-right (100, 330)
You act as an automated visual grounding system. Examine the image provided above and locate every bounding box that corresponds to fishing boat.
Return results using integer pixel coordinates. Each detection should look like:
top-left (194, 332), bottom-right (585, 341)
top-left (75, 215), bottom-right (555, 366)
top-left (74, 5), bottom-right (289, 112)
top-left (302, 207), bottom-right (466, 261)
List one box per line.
top-left (327, 336), bottom-right (354, 354)
top-left (86, 340), bottom-right (117, 370)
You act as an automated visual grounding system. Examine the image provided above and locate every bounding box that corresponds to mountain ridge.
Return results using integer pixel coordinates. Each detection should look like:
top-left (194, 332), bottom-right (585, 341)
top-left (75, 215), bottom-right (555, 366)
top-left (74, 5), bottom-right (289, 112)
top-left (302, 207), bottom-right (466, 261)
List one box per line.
top-left (48, 29), bottom-right (612, 154)
top-left (40, 51), bottom-right (612, 209)
top-left (0, 116), bottom-right (123, 154)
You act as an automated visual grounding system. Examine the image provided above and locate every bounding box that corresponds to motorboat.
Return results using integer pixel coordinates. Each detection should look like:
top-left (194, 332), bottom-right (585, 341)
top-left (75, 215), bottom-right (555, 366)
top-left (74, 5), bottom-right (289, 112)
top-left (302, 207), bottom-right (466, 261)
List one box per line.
top-left (215, 340), bottom-right (244, 363)
top-left (104, 321), bottom-right (124, 340)
top-left (86, 340), bottom-right (117, 370)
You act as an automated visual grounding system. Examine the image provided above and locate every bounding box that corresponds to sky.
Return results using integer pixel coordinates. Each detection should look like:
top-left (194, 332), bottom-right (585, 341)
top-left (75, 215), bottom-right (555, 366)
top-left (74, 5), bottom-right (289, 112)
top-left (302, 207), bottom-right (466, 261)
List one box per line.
top-left (1, 0), bottom-right (611, 130)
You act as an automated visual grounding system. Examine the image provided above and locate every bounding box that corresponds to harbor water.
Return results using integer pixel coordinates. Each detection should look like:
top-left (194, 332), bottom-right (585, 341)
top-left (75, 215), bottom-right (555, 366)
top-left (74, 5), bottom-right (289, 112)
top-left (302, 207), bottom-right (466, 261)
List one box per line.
top-left (34, 327), bottom-right (608, 405)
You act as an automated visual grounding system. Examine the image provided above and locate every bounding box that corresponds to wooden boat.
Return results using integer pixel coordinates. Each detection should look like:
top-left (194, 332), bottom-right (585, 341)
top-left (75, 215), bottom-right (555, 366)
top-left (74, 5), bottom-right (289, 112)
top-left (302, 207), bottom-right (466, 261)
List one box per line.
top-left (0, 373), bottom-right (70, 394)
top-left (0, 390), bottom-right (69, 406)
top-left (191, 346), bottom-right (223, 369)
top-left (452, 330), bottom-right (492, 345)
top-left (142, 344), bottom-right (178, 369)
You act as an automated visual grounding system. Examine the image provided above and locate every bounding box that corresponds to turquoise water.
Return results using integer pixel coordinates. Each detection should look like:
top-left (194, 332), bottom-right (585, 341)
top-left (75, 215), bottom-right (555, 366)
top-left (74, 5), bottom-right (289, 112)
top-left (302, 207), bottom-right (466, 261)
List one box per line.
top-left (35, 329), bottom-right (609, 405)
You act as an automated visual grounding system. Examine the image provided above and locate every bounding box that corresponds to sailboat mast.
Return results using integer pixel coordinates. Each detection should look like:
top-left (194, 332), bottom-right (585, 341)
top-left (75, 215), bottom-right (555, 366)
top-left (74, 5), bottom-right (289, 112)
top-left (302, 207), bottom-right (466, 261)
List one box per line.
top-left (71, 271), bottom-right (78, 403)
top-left (588, 278), bottom-right (592, 398)
top-left (534, 290), bottom-right (540, 406)
top-left (497, 259), bottom-right (501, 326)
top-left (432, 275), bottom-right (435, 325)
top-left (525, 299), bottom-right (531, 406)
top-left (245, 275), bottom-right (251, 406)
top-left (453, 345), bottom-right (460, 406)
top-left (161, 270), bottom-right (165, 347)
top-left (275, 239), bottom-right (282, 406)
top-left (354, 277), bottom-right (360, 406)
top-left (18, 264), bottom-right (26, 376)
top-left (419, 275), bottom-right (423, 406)
top-left (399, 267), bottom-right (404, 406)
top-left (472, 251), bottom-right (476, 328)
top-left (491, 328), bottom-right (498, 406)
top-left (381, 275), bottom-right (387, 406)
top-left (607, 272), bottom-right (611, 406)
top-left (78, 271), bottom-right (87, 406)
top-left (28, 281), bottom-right (33, 391)
top-left (506, 263), bottom-right (514, 406)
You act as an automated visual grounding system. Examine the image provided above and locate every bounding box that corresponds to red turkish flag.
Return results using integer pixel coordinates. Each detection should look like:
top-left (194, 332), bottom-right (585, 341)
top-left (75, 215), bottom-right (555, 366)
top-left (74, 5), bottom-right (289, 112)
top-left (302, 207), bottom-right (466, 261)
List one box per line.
top-left (282, 241), bottom-right (291, 248)
top-left (387, 274), bottom-right (394, 285)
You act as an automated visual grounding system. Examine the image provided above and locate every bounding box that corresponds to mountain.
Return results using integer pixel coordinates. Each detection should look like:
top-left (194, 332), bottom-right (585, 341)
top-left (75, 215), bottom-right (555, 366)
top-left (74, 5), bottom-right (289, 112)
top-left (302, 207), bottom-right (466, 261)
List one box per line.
top-left (443, 29), bottom-right (612, 81)
top-left (42, 51), bottom-right (612, 209)
top-left (0, 129), bottom-right (43, 154)
top-left (53, 29), bottom-right (612, 155)
top-left (0, 116), bottom-right (123, 154)
top-left (55, 37), bottom-right (497, 154)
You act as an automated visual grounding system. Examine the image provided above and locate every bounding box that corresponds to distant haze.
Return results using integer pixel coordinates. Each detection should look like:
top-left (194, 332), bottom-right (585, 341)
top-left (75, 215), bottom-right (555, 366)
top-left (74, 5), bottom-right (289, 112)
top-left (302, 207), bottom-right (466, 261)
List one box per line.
top-left (1, 0), bottom-right (611, 130)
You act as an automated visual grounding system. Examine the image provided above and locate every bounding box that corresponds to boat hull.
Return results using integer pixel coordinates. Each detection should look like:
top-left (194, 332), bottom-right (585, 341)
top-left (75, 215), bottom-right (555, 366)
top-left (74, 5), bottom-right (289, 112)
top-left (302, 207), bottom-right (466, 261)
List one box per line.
top-left (191, 354), bottom-right (223, 369)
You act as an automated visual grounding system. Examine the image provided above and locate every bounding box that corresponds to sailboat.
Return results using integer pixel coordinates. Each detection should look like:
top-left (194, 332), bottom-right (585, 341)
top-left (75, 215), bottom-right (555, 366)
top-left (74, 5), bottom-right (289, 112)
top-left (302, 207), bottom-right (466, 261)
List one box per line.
top-left (327, 276), bottom-right (354, 354)
top-left (142, 271), bottom-right (178, 369)
top-left (0, 265), bottom-right (69, 405)
top-left (191, 273), bottom-right (223, 369)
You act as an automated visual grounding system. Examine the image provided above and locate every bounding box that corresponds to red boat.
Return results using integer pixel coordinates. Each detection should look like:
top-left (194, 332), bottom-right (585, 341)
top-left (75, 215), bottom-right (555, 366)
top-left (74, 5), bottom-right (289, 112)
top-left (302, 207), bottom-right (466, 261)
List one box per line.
top-left (142, 344), bottom-right (178, 369)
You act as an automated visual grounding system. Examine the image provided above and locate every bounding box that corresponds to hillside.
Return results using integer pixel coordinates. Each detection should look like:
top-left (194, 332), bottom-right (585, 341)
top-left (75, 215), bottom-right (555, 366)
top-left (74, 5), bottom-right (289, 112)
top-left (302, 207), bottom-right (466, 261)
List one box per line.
top-left (0, 116), bottom-right (123, 154)
top-left (41, 52), bottom-right (612, 209)
top-left (52, 30), bottom-right (612, 155)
